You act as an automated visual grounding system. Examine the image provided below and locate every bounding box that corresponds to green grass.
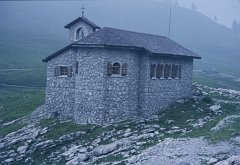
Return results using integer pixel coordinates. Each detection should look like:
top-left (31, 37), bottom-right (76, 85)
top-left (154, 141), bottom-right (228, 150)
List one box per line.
top-left (187, 114), bottom-right (240, 142)
top-left (39, 118), bottom-right (144, 145)
top-left (94, 154), bottom-right (124, 164)
top-left (39, 118), bottom-right (130, 146)
top-left (211, 117), bottom-right (240, 141)
top-left (149, 99), bottom-right (210, 130)
top-left (0, 68), bottom-right (46, 87)
top-left (144, 95), bottom-right (240, 142)
top-left (0, 86), bottom-right (45, 123)
top-left (0, 123), bottom-right (25, 138)
top-left (179, 100), bottom-right (240, 141)
top-left (193, 72), bottom-right (240, 91)
top-left (40, 118), bottom-right (97, 140)
top-left (193, 72), bottom-right (221, 88)
top-left (12, 149), bottom-right (66, 165)
top-left (0, 86), bottom-right (44, 137)
top-left (137, 138), bottom-right (159, 153)
top-left (202, 96), bottom-right (213, 104)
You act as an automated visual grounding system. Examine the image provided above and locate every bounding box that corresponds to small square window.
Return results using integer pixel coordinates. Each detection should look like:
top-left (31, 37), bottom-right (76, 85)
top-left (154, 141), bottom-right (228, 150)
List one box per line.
top-left (60, 66), bottom-right (68, 76)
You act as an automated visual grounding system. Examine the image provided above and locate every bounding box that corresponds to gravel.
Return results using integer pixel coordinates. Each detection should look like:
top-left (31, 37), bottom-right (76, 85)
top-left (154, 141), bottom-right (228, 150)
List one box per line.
top-left (128, 138), bottom-right (238, 165)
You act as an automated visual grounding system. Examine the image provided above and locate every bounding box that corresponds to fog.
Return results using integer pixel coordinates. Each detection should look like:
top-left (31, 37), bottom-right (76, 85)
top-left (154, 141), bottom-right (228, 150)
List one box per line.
top-left (1, 0), bottom-right (239, 28)
top-left (174, 0), bottom-right (240, 27)
top-left (1, 0), bottom-right (240, 72)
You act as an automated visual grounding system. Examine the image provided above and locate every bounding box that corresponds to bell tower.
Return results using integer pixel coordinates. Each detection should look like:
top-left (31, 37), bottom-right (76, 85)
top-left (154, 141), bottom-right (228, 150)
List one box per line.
top-left (64, 8), bottom-right (100, 43)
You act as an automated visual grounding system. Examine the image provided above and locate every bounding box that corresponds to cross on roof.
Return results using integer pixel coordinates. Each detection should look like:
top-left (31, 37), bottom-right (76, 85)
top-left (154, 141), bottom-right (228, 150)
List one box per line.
top-left (81, 6), bottom-right (85, 18)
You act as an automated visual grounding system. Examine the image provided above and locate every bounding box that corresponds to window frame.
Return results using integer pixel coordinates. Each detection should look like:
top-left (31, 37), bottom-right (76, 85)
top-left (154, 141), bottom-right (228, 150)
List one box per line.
top-left (75, 27), bottom-right (84, 41)
top-left (54, 65), bottom-right (72, 78)
top-left (157, 64), bottom-right (164, 79)
top-left (150, 62), bottom-right (182, 80)
top-left (60, 66), bottom-right (68, 76)
top-left (171, 64), bottom-right (179, 79)
top-left (164, 64), bottom-right (171, 79)
top-left (112, 62), bottom-right (121, 76)
top-left (150, 64), bottom-right (157, 79)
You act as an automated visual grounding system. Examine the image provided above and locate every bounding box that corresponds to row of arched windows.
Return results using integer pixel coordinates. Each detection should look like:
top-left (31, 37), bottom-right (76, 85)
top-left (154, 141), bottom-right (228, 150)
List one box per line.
top-left (150, 64), bottom-right (181, 79)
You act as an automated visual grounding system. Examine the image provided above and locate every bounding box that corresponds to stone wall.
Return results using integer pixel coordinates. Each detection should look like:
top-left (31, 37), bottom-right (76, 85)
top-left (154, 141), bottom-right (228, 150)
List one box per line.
top-left (44, 47), bottom-right (194, 124)
top-left (73, 48), bottom-right (106, 124)
top-left (44, 49), bottom-right (77, 119)
top-left (139, 55), bottom-right (193, 118)
top-left (103, 48), bottom-right (140, 123)
top-left (73, 48), bottom-right (140, 124)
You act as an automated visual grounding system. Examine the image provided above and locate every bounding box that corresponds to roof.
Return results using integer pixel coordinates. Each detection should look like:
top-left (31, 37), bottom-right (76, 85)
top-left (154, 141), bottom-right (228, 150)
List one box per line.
top-left (43, 27), bottom-right (201, 62)
top-left (64, 17), bottom-right (101, 29)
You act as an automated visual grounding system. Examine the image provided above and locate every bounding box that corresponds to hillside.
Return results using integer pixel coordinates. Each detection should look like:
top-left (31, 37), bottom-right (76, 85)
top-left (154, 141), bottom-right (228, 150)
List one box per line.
top-left (1, 84), bottom-right (240, 164)
top-left (0, 1), bottom-right (240, 87)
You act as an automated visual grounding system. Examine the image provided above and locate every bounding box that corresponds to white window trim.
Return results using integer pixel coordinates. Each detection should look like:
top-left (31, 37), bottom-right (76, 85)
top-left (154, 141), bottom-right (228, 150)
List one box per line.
top-left (58, 75), bottom-right (68, 78)
top-left (111, 74), bottom-right (123, 78)
top-left (112, 62), bottom-right (122, 76)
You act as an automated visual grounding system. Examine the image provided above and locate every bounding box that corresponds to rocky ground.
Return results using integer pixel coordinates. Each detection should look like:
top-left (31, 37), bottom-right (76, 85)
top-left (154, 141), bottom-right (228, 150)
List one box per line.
top-left (0, 83), bottom-right (240, 164)
top-left (129, 138), bottom-right (240, 165)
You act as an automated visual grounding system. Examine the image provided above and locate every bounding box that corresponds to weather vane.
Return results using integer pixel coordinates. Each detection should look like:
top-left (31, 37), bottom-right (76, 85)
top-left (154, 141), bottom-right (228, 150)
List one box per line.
top-left (81, 6), bottom-right (85, 18)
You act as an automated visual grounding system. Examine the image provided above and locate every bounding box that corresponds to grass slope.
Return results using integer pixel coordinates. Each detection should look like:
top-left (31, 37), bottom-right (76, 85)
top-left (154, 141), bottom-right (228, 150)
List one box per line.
top-left (0, 86), bottom-right (44, 137)
top-left (2, 83), bottom-right (240, 164)
top-left (0, 69), bottom-right (46, 87)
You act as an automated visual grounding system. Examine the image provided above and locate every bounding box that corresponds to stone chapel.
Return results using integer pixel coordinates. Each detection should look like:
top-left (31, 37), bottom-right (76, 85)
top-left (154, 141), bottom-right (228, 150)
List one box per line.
top-left (42, 15), bottom-right (201, 124)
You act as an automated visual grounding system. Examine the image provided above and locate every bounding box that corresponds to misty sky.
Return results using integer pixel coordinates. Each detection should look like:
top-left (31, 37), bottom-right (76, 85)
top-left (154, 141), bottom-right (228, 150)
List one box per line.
top-left (1, 0), bottom-right (239, 28)
top-left (167, 0), bottom-right (240, 27)
top-left (82, 0), bottom-right (240, 28)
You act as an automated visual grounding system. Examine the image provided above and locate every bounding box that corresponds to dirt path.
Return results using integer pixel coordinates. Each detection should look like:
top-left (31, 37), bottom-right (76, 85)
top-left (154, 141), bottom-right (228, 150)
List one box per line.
top-left (0, 83), bottom-right (44, 89)
top-left (0, 69), bottom-right (35, 71)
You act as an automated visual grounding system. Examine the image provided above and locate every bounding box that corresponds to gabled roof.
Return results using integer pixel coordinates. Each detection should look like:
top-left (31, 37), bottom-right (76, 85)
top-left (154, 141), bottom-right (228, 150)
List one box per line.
top-left (43, 27), bottom-right (201, 62)
top-left (77, 27), bottom-right (200, 58)
top-left (64, 17), bottom-right (101, 29)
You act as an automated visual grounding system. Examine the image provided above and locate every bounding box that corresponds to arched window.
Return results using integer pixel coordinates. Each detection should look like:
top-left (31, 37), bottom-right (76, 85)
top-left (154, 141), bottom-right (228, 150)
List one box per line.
top-left (76, 28), bottom-right (84, 40)
top-left (107, 62), bottom-right (128, 76)
top-left (150, 64), bottom-right (157, 78)
top-left (171, 65), bottom-right (178, 79)
top-left (164, 64), bottom-right (171, 79)
top-left (156, 64), bottom-right (164, 79)
top-left (112, 62), bottom-right (121, 75)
